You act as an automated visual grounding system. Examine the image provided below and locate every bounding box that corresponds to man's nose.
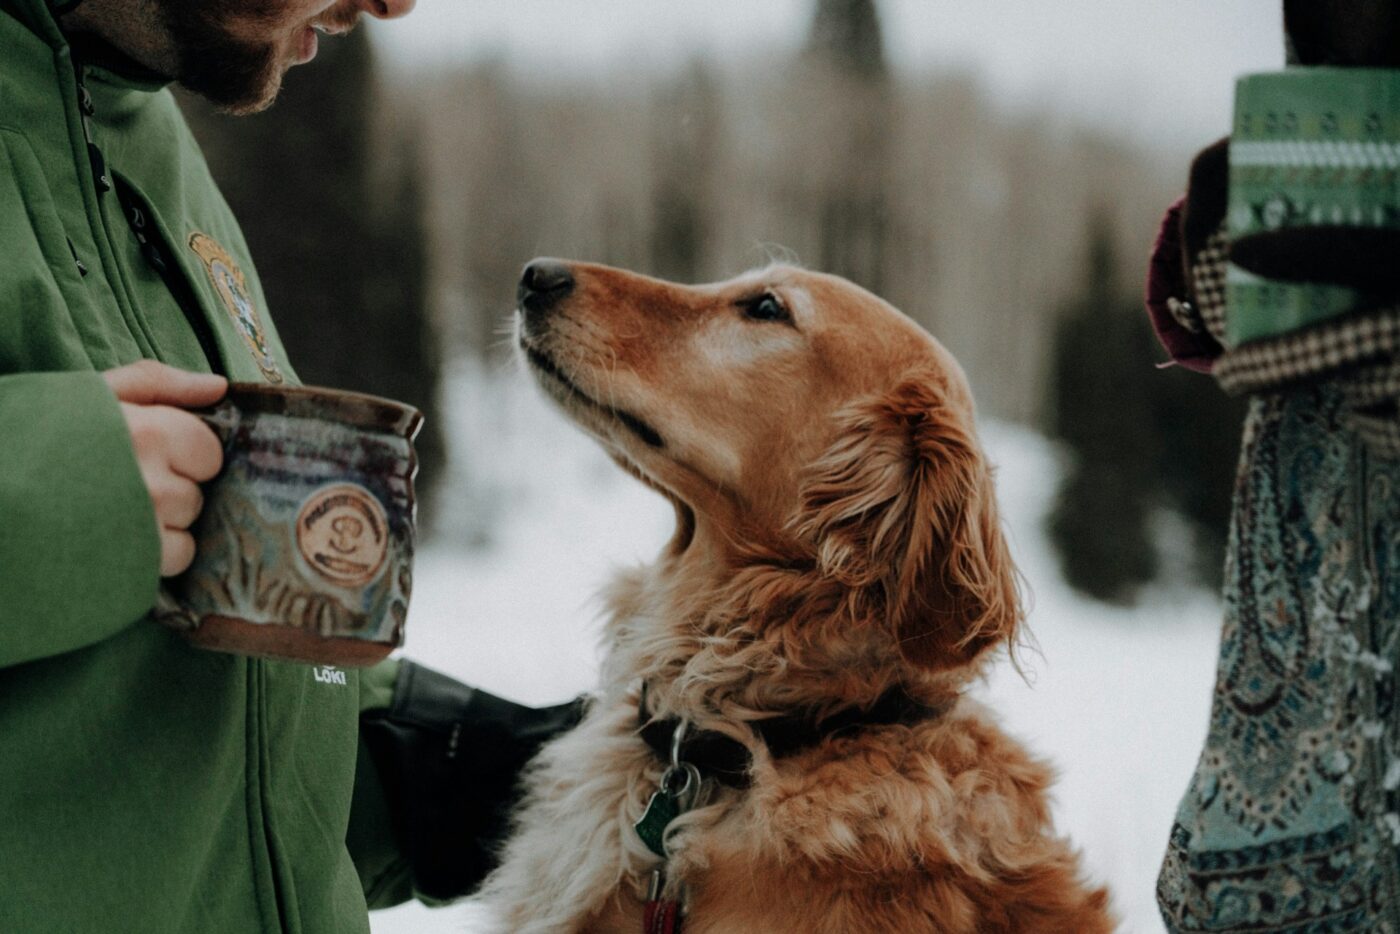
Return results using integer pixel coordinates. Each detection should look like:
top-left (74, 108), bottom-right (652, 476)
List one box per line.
top-left (360, 0), bottom-right (415, 20)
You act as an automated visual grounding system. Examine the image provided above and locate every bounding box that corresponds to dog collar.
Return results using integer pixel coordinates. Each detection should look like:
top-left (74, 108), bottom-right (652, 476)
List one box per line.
top-left (636, 683), bottom-right (955, 789)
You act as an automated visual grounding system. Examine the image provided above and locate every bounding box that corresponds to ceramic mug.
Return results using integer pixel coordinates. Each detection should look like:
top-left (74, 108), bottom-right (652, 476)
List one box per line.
top-left (154, 383), bottom-right (423, 667)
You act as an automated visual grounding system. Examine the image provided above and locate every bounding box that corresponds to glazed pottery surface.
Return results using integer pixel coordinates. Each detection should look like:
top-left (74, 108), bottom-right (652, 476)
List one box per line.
top-left (155, 383), bottom-right (423, 667)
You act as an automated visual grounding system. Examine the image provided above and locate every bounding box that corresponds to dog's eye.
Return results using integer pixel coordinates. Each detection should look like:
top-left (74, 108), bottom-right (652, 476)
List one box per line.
top-left (740, 293), bottom-right (790, 323)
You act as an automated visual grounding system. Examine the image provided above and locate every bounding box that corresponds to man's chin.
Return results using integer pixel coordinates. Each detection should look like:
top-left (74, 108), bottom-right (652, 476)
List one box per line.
top-left (179, 57), bottom-right (285, 115)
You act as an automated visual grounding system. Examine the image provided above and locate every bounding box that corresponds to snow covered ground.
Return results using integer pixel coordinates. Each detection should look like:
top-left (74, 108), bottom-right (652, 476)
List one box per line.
top-left (370, 362), bottom-right (1223, 934)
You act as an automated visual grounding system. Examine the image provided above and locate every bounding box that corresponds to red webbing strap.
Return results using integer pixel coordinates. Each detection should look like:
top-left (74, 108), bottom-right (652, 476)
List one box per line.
top-left (644, 898), bottom-right (683, 934)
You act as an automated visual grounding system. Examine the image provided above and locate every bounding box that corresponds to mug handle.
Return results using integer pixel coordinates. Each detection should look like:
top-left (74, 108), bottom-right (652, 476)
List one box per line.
top-left (193, 398), bottom-right (242, 449)
top-left (153, 588), bottom-right (197, 630)
top-left (152, 399), bottom-right (243, 630)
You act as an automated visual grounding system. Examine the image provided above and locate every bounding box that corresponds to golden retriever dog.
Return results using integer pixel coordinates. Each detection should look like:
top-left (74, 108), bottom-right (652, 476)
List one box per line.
top-left (482, 259), bottom-right (1113, 933)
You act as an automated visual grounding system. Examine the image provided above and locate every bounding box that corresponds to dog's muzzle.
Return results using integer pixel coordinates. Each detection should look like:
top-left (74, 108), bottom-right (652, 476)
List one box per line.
top-left (517, 258), bottom-right (575, 335)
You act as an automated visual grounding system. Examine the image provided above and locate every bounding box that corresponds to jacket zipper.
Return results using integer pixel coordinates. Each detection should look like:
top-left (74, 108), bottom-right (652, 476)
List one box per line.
top-left (114, 177), bottom-right (227, 376)
top-left (73, 76), bottom-right (112, 194)
top-left (66, 47), bottom-right (225, 376)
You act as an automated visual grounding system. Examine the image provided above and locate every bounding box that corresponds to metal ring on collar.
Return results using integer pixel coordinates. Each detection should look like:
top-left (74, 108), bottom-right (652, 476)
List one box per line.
top-left (669, 718), bottom-right (689, 771)
top-left (660, 762), bottom-right (702, 810)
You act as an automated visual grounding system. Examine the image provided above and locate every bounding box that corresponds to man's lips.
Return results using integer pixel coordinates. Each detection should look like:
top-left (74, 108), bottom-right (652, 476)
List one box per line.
top-left (294, 18), bottom-right (357, 66)
top-left (313, 19), bottom-right (356, 36)
top-left (294, 26), bottom-right (318, 65)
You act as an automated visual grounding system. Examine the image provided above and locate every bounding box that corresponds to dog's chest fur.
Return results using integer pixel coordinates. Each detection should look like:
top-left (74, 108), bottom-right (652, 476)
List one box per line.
top-left (478, 566), bottom-right (1110, 934)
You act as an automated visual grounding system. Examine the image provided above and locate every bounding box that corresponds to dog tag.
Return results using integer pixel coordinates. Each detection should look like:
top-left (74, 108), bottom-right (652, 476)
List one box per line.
top-left (635, 788), bottom-right (681, 857)
top-left (634, 762), bottom-right (700, 857)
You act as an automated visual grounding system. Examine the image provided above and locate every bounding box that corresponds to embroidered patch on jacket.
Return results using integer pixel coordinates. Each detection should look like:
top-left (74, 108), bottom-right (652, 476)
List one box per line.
top-left (188, 232), bottom-right (284, 383)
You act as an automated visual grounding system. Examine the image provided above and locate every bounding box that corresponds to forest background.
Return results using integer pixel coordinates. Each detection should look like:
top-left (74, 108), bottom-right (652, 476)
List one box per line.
top-left (180, 5), bottom-right (1284, 927)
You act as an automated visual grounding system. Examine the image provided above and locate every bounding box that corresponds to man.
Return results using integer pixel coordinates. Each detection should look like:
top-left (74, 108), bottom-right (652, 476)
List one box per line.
top-left (0, 1), bottom-right (581, 931)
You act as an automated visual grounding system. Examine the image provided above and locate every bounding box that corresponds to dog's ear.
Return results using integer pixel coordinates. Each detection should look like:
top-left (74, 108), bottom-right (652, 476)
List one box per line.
top-left (793, 375), bottom-right (1020, 673)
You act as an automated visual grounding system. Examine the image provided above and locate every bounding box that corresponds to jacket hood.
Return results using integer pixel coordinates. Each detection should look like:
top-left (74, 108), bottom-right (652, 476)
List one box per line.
top-left (1, 0), bottom-right (67, 48)
top-left (3, 0), bottom-right (172, 93)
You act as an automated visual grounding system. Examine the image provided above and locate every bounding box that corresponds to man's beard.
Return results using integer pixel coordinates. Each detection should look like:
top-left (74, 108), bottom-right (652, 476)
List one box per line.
top-left (157, 0), bottom-right (286, 114)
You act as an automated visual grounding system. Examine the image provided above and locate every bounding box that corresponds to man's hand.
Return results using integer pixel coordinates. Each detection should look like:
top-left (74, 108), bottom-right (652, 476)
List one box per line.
top-left (103, 362), bottom-right (227, 577)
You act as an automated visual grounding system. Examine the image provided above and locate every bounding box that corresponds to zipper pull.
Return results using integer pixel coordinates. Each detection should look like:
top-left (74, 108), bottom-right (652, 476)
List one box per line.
top-left (88, 142), bottom-right (111, 193)
top-left (66, 237), bottom-right (88, 278)
top-left (122, 196), bottom-right (169, 274)
top-left (72, 66), bottom-right (110, 193)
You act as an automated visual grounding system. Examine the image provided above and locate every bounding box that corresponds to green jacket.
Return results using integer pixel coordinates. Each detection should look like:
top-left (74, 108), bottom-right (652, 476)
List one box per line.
top-left (0, 0), bottom-right (403, 929)
top-left (0, 1), bottom-right (582, 930)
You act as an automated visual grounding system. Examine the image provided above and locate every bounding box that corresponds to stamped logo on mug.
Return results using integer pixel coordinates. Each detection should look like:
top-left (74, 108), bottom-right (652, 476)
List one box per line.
top-left (296, 483), bottom-right (390, 587)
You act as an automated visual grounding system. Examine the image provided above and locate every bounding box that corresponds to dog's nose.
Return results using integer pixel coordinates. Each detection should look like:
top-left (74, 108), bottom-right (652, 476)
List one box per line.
top-left (517, 259), bottom-right (575, 316)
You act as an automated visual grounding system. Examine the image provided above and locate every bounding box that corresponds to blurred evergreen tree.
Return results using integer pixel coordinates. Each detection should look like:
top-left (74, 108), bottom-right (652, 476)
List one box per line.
top-left (797, 0), bottom-right (891, 293)
top-left (1046, 218), bottom-right (1244, 603)
top-left (453, 64), bottom-right (541, 357)
top-left (650, 61), bottom-right (721, 283)
top-left (806, 0), bottom-right (888, 79)
top-left (1046, 220), bottom-right (1159, 603)
top-left (179, 31), bottom-right (444, 520)
top-left (1147, 343), bottom-right (1246, 587)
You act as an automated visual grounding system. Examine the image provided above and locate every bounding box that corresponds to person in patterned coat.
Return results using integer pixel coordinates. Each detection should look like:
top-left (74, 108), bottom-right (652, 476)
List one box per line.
top-left (1150, 3), bottom-right (1400, 931)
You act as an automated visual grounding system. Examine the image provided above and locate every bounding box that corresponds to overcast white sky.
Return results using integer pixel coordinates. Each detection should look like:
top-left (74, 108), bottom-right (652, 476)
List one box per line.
top-left (375, 0), bottom-right (1283, 145)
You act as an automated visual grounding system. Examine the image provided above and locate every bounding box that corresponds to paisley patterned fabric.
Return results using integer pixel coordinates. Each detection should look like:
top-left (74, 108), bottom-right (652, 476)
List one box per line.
top-left (1159, 384), bottom-right (1400, 933)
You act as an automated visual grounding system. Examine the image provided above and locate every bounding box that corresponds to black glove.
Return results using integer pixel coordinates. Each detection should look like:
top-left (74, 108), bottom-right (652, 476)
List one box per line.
top-left (359, 662), bottom-right (587, 902)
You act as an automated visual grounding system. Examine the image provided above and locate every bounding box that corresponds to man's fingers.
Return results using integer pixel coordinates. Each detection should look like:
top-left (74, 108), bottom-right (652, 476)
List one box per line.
top-left (159, 528), bottom-right (196, 578)
top-left (115, 387), bottom-right (223, 577)
top-left (151, 477), bottom-right (204, 532)
top-left (166, 411), bottom-right (225, 483)
top-left (104, 360), bottom-right (227, 408)
top-left (123, 404), bottom-right (224, 483)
